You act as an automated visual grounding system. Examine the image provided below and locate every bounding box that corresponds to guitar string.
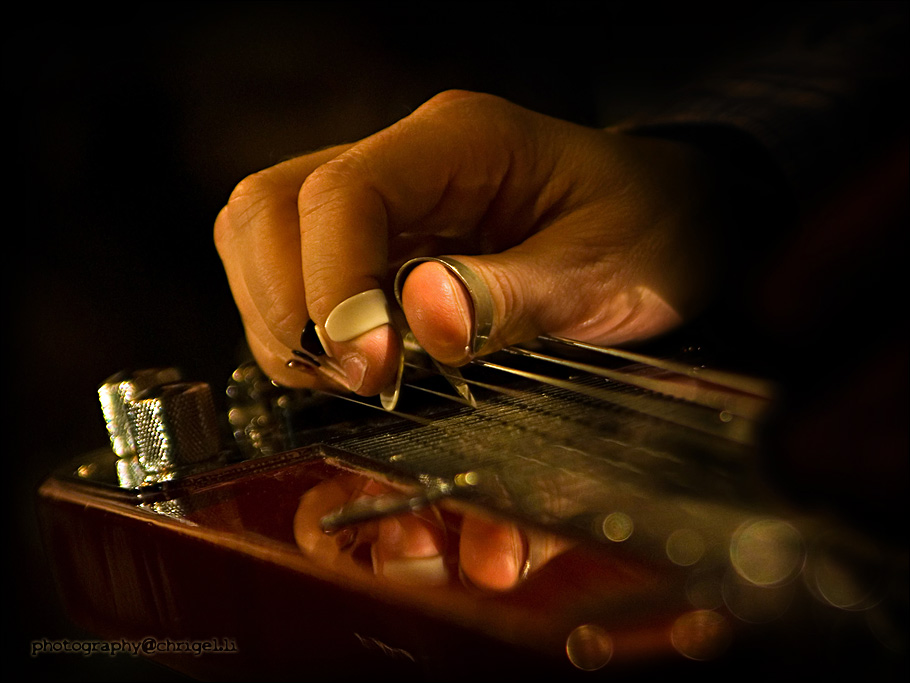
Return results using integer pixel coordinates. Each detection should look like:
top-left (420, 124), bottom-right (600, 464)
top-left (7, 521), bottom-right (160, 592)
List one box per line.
top-left (316, 347), bottom-right (764, 534)
top-left (498, 346), bottom-right (769, 421)
top-left (540, 336), bottom-right (776, 398)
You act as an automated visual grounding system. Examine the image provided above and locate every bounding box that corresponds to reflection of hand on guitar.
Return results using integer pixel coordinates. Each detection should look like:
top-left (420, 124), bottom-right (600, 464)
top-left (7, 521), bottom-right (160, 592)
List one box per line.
top-left (293, 473), bottom-right (450, 585)
top-left (292, 471), bottom-right (572, 592)
top-left (457, 511), bottom-right (574, 592)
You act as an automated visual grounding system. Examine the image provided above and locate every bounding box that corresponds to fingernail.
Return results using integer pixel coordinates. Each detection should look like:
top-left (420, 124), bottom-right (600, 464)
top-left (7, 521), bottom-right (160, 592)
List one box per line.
top-left (372, 516), bottom-right (449, 586)
top-left (333, 527), bottom-right (358, 551)
top-left (315, 325), bottom-right (333, 357)
top-left (394, 257), bottom-right (494, 356)
top-left (509, 529), bottom-right (528, 582)
top-left (458, 524), bottom-right (527, 592)
top-left (286, 358), bottom-right (318, 374)
top-left (324, 289), bottom-right (392, 343)
top-left (299, 321), bottom-right (327, 360)
top-left (291, 350), bottom-right (321, 368)
top-left (439, 269), bottom-right (473, 356)
top-left (340, 354), bottom-right (367, 393)
top-left (380, 556), bottom-right (449, 586)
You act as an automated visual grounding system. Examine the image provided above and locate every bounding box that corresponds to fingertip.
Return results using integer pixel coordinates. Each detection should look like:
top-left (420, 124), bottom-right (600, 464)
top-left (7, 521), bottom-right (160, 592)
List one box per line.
top-left (246, 330), bottom-right (323, 390)
top-left (458, 514), bottom-right (525, 592)
top-left (305, 288), bottom-right (404, 400)
top-left (330, 323), bottom-right (402, 397)
top-left (401, 261), bottom-right (474, 366)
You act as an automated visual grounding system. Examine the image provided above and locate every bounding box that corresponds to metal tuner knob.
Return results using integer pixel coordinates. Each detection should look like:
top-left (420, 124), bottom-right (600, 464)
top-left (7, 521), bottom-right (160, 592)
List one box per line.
top-left (99, 369), bottom-right (221, 480)
top-left (128, 382), bottom-right (221, 474)
top-left (99, 369), bottom-right (183, 457)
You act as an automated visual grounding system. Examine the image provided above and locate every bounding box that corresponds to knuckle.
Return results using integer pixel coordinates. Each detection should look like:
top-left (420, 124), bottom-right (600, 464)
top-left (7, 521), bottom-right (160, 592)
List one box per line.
top-left (226, 170), bottom-right (282, 217)
top-left (269, 305), bottom-right (308, 347)
top-left (298, 158), bottom-right (353, 199)
top-left (418, 90), bottom-right (527, 158)
top-left (424, 89), bottom-right (501, 112)
top-left (212, 205), bottom-right (231, 254)
top-left (426, 89), bottom-right (476, 107)
top-left (214, 170), bottom-right (286, 245)
top-left (297, 154), bottom-right (370, 219)
top-left (307, 146), bottom-right (374, 184)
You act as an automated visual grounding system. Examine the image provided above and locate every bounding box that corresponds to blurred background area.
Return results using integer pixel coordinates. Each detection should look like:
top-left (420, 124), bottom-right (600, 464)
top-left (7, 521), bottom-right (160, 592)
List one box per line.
top-left (6, 2), bottom-right (902, 680)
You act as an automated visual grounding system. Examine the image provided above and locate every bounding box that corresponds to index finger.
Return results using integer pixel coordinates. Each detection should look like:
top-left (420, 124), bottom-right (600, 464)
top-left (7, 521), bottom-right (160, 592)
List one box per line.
top-left (215, 145), bottom-right (353, 390)
top-left (297, 91), bottom-right (534, 391)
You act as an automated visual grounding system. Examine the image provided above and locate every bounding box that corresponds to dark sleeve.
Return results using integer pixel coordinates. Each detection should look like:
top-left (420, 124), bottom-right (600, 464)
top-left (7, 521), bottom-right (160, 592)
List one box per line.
top-left (609, 3), bottom-right (907, 353)
top-left (612, 5), bottom-right (908, 525)
top-left (614, 4), bottom-right (908, 214)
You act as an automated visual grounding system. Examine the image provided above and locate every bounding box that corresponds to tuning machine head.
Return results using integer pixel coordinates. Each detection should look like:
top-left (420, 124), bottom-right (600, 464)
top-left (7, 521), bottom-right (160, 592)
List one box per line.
top-left (98, 369), bottom-right (222, 485)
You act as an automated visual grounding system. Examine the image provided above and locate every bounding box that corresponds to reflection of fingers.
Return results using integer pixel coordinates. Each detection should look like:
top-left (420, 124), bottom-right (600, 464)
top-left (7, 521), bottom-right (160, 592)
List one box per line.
top-left (521, 527), bottom-right (575, 580)
top-left (294, 475), bottom-right (451, 585)
top-left (372, 513), bottom-right (449, 586)
top-left (459, 514), bottom-right (574, 592)
top-left (294, 475), bottom-right (384, 576)
top-left (458, 515), bottom-right (527, 592)
top-left (293, 476), bottom-right (359, 558)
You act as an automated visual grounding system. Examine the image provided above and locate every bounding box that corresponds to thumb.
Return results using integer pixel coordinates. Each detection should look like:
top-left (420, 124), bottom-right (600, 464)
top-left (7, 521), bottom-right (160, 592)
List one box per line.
top-left (398, 244), bottom-right (685, 367)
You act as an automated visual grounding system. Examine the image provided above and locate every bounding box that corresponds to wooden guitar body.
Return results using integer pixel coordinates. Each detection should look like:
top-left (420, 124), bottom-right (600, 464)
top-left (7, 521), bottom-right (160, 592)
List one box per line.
top-left (37, 340), bottom-right (907, 681)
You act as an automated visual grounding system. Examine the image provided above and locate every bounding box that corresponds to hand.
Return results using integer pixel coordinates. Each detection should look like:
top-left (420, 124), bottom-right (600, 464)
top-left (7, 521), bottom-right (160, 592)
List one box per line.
top-left (292, 472), bottom-right (573, 592)
top-left (215, 90), bottom-right (721, 396)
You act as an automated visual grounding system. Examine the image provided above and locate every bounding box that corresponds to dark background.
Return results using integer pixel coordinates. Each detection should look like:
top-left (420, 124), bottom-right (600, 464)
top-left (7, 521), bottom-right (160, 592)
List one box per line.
top-left (7, 2), bottom-right (905, 680)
